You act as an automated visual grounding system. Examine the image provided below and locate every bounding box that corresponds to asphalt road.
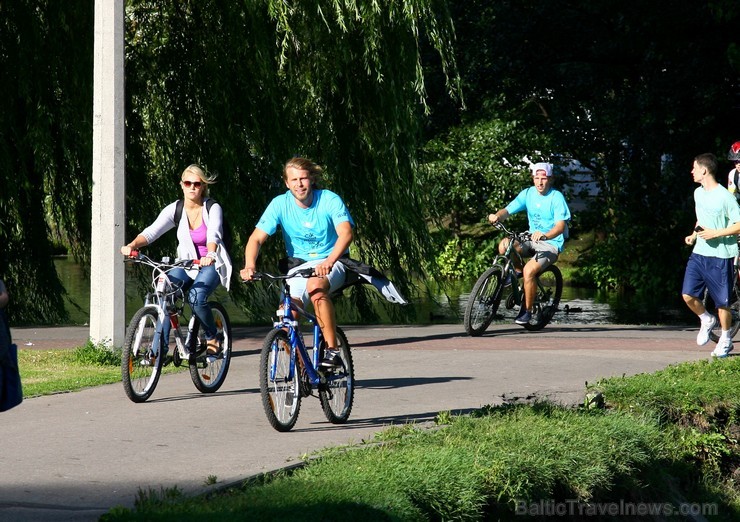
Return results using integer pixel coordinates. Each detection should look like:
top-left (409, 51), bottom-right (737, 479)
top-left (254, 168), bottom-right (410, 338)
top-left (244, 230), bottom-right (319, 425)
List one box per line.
top-left (1, 322), bottom-right (712, 521)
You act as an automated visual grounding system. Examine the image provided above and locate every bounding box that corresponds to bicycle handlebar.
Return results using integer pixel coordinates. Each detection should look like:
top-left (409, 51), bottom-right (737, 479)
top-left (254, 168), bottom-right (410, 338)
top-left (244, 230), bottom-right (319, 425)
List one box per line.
top-left (243, 268), bottom-right (316, 283)
top-left (492, 221), bottom-right (532, 243)
top-left (124, 251), bottom-right (200, 269)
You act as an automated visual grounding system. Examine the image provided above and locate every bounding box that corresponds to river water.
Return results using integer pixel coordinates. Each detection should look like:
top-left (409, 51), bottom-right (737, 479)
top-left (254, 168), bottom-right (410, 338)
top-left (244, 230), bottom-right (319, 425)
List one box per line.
top-left (54, 258), bottom-right (695, 327)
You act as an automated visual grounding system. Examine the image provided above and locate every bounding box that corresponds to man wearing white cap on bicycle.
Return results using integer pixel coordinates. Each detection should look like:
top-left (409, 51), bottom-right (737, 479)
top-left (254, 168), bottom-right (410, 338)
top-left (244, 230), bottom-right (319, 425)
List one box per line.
top-left (487, 162), bottom-right (571, 326)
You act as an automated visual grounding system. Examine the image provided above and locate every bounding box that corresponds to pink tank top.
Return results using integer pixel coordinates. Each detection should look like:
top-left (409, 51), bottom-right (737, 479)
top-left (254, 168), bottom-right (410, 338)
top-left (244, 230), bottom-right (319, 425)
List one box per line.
top-left (189, 222), bottom-right (209, 257)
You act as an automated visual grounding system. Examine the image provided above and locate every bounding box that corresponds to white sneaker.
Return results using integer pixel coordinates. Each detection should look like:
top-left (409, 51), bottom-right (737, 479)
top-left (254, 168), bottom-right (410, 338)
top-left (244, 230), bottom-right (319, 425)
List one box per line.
top-left (697, 315), bottom-right (717, 346)
top-left (712, 339), bottom-right (734, 358)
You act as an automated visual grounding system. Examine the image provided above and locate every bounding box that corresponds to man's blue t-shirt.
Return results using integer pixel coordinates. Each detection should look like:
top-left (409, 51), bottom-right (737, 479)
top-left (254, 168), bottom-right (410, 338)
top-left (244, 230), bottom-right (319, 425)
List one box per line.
top-left (504, 186), bottom-right (571, 252)
top-left (256, 189), bottom-right (354, 259)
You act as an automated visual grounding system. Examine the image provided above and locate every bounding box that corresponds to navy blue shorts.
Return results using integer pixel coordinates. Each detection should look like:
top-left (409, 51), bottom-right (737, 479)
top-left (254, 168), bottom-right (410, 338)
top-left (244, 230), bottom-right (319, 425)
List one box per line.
top-left (681, 253), bottom-right (734, 307)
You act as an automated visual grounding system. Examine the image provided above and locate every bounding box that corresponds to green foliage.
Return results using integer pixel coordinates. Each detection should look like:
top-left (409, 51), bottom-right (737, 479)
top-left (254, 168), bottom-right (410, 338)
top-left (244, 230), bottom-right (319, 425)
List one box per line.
top-left (590, 356), bottom-right (740, 479)
top-left (433, 236), bottom-right (496, 280)
top-left (19, 346), bottom-right (184, 398)
top-left (102, 404), bottom-right (713, 521)
top-left (3, 0), bottom-right (740, 320)
top-left (19, 348), bottom-right (123, 398)
top-left (73, 341), bottom-right (122, 366)
top-left (427, 0), bottom-right (739, 294)
top-left (124, 0), bottom-right (461, 311)
top-left (0, 2), bottom-right (93, 323)
top-left (679, 428), bottom-right (732, 477)
top-left (420, 113), bottom-right (553, 232)
top-left (1, 1), bottom-right (461, 322)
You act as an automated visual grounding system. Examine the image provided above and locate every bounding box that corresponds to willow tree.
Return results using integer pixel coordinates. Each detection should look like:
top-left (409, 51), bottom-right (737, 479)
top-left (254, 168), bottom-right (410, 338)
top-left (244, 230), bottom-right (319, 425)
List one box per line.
top-left (0, 2), bottom-right (94, 324)
top-left (0, 1), bottom-right (458, 324)
top-left (124, 1), bottom-right (460, 320)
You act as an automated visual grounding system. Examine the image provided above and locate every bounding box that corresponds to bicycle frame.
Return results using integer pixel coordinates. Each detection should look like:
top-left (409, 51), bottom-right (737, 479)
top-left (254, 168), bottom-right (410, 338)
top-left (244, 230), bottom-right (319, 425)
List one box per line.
top-left (270, 276), bottom-right (327, 387)
top-left (493, 224), bottom-right (530, 306)
top-left (129, 254), bottom-right (197, 360)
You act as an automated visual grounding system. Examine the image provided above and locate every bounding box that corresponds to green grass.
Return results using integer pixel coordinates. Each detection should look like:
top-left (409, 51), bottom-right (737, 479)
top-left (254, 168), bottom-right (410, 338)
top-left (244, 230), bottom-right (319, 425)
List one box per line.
top-left (101, 400), bottom-right (738, 521)
top-left (588, 357), bottom-right (740, 426)
top-left (18, 341), bottom-right (184, 397)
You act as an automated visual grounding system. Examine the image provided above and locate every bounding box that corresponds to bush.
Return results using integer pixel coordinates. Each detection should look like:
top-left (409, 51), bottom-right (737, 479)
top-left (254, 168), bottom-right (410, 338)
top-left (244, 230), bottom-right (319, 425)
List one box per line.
top-left (73, 341), bottom-right (121, 366)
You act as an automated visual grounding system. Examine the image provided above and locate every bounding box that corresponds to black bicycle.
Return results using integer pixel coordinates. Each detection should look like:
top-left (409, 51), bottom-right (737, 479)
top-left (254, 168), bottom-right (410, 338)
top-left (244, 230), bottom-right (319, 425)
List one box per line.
top-left (463, 222), bottom-right (563, 336)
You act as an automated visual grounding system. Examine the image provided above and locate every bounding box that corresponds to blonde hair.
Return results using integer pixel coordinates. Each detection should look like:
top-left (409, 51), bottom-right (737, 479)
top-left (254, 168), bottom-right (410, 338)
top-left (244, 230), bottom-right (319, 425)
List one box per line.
top-left (181, 164), bottom-right (217, 196)
top-left (283, 157), bottom-right (323, 188)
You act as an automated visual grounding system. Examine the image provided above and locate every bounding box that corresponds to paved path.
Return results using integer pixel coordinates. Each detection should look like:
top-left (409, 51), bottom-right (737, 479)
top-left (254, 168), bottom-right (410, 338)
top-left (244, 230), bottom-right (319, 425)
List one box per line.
top-left (1, 323), bottom-right (712, 521)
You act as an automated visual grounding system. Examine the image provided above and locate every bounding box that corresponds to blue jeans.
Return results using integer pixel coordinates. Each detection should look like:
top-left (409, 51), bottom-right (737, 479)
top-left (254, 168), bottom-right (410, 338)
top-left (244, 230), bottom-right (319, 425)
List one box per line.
top-left (162, 264), bottom-right (220, 347)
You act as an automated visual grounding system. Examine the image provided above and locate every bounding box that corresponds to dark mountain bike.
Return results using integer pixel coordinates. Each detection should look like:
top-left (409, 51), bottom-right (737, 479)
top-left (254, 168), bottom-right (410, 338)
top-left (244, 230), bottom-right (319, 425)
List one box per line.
top-left (463, 222), bottom-right (563, 336)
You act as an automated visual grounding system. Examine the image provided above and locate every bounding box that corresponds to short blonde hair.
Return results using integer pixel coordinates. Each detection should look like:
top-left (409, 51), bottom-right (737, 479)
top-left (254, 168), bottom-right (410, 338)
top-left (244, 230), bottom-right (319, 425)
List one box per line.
top-left (283, 157), bottom-right (323, 188)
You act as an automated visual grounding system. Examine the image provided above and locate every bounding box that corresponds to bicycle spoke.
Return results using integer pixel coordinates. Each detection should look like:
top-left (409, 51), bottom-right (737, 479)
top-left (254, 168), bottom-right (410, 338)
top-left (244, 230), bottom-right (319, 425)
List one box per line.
top-left (260, 329), bottom-right (301, 431)
top-left (464, 265), bottom-right (505, 336)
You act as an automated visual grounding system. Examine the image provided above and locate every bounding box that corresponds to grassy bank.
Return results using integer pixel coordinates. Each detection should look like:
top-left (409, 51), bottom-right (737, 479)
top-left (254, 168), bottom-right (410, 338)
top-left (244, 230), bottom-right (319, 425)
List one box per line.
top-left (18, 342), bottom-right (185, 397)
top-left (99, 357), bottom-right (740, 521)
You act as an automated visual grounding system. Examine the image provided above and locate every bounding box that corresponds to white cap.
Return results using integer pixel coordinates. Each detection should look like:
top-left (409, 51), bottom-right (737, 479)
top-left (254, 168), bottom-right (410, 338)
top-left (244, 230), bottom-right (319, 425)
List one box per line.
top-left (531, 162), bottom-right (553, 177)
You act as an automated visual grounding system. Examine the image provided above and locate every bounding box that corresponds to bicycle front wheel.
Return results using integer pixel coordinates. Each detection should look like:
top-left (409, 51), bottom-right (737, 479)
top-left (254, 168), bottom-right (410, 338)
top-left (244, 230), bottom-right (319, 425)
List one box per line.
top-left (189, 302), bottom-right (232, 393)
top-left (121, 306), bottom-right (164, 403)
top-left (260, 329), bottom-right (301, 432)
top-left (319, 327), bottom-right (354, 424)
top-left (464, 265), bottom-right (505, 336)
top-left (703, 284), bottom-right (740, 342)
top-left (525, 265), bottom-right (563, 331)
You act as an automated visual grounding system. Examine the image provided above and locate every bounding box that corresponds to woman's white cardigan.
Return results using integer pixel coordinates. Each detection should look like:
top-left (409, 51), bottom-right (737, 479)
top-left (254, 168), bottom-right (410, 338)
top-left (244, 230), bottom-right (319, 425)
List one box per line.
top-left (139, 198), bottom-right (232, 290)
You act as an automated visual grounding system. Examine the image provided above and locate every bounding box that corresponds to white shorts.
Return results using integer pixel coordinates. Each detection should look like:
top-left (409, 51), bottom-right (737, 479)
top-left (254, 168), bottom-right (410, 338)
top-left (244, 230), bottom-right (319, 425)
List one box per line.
top-left (287, 259), bottom-right (347, 306)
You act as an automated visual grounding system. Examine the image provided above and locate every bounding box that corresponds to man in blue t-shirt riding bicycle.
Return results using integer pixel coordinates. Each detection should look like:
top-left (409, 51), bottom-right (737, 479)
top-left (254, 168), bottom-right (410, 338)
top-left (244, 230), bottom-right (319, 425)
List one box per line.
top-left (241, 157), bottom-right (354, 369)
top-left (487, 162), bottom-right (571, 326)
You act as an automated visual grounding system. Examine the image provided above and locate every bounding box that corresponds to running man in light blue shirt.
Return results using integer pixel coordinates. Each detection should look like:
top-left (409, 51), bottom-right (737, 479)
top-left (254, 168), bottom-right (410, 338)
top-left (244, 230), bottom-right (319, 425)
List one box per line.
top-left (488, 162), bottom-right (571, 326)
top-left (241, 157), bottom-right (354, 369)
top-left (682, 152), bottom-right (740, 358)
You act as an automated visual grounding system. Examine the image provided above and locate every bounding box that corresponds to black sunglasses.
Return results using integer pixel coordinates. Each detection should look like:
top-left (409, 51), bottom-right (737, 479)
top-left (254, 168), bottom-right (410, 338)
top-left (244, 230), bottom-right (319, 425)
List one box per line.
top-left (181, 180), bottom-right (203, 189)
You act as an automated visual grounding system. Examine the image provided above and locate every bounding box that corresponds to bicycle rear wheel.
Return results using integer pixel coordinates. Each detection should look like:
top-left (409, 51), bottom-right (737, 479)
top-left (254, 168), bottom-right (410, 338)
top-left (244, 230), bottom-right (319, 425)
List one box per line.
top-left (703, 284), bottom-right (740, 342)
top-left (260, 329), bottom-right (301, 432)
top-left (319, 327), bottom-right (354, 424)
top-left (188, 302), bottom-right (232, 393)
top-left (464, 265), bottom-right (505, 336)
top-left (525, 265), bottom-right (563, 331)
top-left (121, 306), bottom-right (164, 403)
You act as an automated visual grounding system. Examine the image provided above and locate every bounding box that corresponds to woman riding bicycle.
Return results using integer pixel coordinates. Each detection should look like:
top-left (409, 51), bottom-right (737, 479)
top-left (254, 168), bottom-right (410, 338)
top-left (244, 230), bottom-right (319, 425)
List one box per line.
top-left (120, 164), bottom-right (232, 359)
top-left (487, 162), bottom-right (571, 326)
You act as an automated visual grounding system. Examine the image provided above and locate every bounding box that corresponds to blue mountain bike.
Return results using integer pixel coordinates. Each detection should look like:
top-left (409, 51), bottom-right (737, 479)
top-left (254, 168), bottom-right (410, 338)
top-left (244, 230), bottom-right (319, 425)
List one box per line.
top-left (247, 269), bottom-right (354, 432)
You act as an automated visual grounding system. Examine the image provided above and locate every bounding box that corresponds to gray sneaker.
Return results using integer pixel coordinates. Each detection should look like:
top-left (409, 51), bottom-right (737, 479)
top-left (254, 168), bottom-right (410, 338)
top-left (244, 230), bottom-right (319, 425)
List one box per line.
top-left (697, 315), bottom-right (717, 346)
